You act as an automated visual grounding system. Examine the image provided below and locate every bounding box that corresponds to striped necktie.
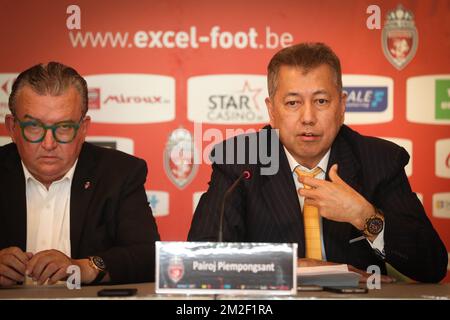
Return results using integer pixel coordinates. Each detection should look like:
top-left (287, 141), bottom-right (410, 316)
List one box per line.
top-left (295, 166), bottom-right (323, 260)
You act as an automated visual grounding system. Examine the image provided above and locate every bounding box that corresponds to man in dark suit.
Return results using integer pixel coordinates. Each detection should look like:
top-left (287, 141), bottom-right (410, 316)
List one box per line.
top-left (188, 43), bottom-right (448, 283)
top-left (0, 62), bottom-right (160, 286)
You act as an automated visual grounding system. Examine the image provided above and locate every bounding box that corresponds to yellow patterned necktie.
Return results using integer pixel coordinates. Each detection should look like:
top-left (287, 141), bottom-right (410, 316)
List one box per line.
top-left (294, 166), bottom-right (323, 260)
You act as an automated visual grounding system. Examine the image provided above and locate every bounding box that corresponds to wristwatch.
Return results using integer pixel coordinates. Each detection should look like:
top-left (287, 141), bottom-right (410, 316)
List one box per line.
top-left (88, 256), bottom-right (107, 284)
top-left (361, 207), bottom-right (384, 237)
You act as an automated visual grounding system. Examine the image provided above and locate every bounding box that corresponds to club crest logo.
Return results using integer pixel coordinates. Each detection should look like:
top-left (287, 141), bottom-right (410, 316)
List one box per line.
top-left (167, 257), bottom-right (184, 284)
top-left (382, 4), bottom-right (418, 70)
top-left (164, 127), bottom-right (198, 189)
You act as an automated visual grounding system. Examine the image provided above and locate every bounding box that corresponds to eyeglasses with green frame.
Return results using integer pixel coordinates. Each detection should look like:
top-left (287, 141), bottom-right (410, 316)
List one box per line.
top-left (14, 115), bottom-right (85, 144)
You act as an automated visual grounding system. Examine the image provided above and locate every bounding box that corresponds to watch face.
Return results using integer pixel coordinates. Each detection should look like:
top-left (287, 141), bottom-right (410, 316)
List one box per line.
top-left (367, 217), bottom-right (384, 235)
top-left (92, 256), bottom-right (106, 270)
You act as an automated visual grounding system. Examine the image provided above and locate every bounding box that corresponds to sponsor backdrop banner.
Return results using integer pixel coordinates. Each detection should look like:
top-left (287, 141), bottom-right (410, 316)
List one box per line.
top-left (0, 0), bottom-right (449, 280)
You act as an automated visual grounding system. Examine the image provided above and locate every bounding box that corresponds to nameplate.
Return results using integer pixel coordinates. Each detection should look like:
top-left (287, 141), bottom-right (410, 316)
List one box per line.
top-left (155, 241), bottom-right (297, 295)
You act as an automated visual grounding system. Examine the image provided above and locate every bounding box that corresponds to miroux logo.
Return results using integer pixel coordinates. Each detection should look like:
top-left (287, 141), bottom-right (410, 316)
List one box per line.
top-left (407, 75), bottom-right (450, 124)
top-left (85, 74), bottom-right (175, 124)
top-left (342, 75), bottom-right (393, 124)
top-left (0, 73), bottom-right (18, 123)
top-left (435, 139), bottom-right (450, 178)
top-left (380, 137), bottom-right (413, 176)
top-left (146, 190), bottom-right (169, 217)
top-left (187, 75), bottom-right (269, 124)
top-left (432, 192), bottom-right (450, 219)
top-left (86, 136), bottom-right (134, 155)
top-left (192, 191), bottom-right (205, 214)
top-left (0, 136), bottom-right (12, 146)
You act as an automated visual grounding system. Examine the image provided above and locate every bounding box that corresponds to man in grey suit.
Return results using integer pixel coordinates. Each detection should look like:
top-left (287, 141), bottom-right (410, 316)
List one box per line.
top-left (188, 43), bottom-right (448, 283)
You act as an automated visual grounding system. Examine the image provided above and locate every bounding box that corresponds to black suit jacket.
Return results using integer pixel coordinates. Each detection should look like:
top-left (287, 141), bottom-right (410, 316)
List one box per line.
top-left (0, 142), bottom-right (160, 284)
top-left (188, 125), bottom-right (448, 283)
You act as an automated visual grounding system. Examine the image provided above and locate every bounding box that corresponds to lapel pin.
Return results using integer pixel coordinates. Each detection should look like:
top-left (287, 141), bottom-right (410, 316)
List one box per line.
top-left (84, 181), bottom-right (91, 190)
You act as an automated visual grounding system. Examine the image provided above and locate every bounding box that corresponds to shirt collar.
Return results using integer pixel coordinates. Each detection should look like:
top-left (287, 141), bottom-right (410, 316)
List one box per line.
top-left (22, 159), bottom-right (78, 186)
top-left (283, 146), bottom-right (331, 174)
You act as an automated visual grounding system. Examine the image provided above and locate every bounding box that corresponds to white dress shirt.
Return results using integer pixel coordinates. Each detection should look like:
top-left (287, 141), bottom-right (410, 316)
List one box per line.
top-left (283, 147), bottom-right (385, 259)
top-left (23, 161), bottom-right (77, 257)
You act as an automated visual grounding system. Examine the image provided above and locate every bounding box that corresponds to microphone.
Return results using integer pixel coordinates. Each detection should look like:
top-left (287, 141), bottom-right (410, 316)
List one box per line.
top-left (218, 170), bottom-right (251, 242)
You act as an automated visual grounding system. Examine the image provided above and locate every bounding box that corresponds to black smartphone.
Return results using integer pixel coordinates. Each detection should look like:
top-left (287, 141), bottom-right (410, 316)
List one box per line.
top-left (97, 288), bottom-right (138, 297)
top-left (323, 286), bottom-right (368, 294)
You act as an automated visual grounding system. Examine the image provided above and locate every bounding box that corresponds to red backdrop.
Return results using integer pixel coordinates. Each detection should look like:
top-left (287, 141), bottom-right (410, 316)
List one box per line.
top-left (0, 0), bottom-right (449, 281)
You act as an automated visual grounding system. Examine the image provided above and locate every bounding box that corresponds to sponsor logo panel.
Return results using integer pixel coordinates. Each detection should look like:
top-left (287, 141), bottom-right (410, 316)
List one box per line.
top-left (0, 73), bottom-right (18, 123)
top-left (435, 79), bottom-right (450, 120)
top-left (85, 74), bottom-right (175, 124)
top-left (192, 191), bottom-right (205, 214)
top-left (435, 139), bottom-right (450, 178)
top-left (448, 253), bottom-right (450, 271)
top-left (407, 75), bottom-right (450, 124)
top-left (344, 87), bottom-right (388, 112)
top-left (188, 75), bottom-right (269, 125)
top-left (433, 192), bottom-right (450, 219)
top-left (146, 190), bottom-right (169, 217)
top-left (342, 75), bottom-right (393, 124)
top-left (381, 137), bottom-right (413, 176)
top-left (416, 193), bottom-right (423, 204)
top-left (0, 136), bottom-right (11, 146)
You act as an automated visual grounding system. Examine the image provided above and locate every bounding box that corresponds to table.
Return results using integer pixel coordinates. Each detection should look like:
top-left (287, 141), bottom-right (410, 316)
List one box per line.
top-left (1, 282), bottom-right (449, 300)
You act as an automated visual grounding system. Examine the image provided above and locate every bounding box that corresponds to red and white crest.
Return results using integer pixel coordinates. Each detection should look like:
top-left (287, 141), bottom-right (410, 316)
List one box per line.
top-left (164, 127), bottom-right (198, 189)
top-left (167, 257), bottom-right (185, 284)
top-left (382, 5), bottom-right (418, 70)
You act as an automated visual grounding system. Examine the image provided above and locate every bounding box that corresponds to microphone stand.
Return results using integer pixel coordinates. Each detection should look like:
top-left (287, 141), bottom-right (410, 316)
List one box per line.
top-left (218, 170), bottom-right (250, 242)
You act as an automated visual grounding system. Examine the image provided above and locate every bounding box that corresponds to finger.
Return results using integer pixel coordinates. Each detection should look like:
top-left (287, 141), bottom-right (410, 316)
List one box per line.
top-left (26, 253), bottom-right (39, 275)
top-left (9, 247), bottom-right (30, 265)
top-left (26, 250), bottom-right (48, 275)
top-left (38, 263), bottom-right (59, 286)
top-left (298, 175), bottom-right (324, 188)
top-left (305, 199), bottom-right (320, 208)
top-left (26, 252), bottom-right (34, 260)
top-left (3, 254), bottom-right (27, 275)
top-left (48, 267), bottom-right (68, 285)
top-left (328, 164), bottom-right (344, 184)
top-left (28, 254), bottom-right (52, 281)
top-left (0, 275), bottom-right (17, 287)
top-left (297, 188), bottom-right (318, 199)
top-left (348, 266), bottom-right (370, 281)
top-left (0, 264), bottom-right (24, 283)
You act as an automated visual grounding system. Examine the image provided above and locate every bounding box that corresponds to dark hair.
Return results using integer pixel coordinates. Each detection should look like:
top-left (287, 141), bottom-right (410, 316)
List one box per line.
top-left (8, 61), bottom-right (88, 116)
top-left (267, 42), bottom-right (342, 98)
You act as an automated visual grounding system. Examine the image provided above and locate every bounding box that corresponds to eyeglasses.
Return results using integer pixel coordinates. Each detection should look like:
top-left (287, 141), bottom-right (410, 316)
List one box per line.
top-left (14, 115), bottom-right (84, 144)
